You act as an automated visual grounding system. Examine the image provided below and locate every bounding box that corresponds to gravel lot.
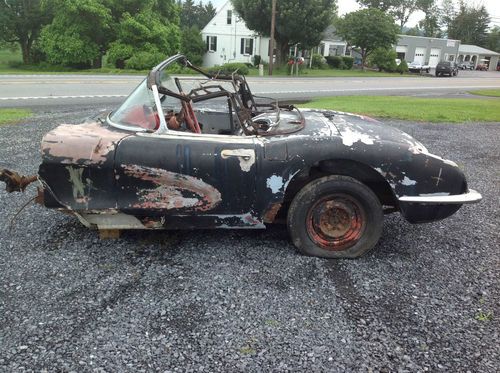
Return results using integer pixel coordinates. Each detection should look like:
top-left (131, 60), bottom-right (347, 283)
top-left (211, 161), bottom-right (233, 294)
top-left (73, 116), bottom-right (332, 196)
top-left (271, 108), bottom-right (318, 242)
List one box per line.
top-left (1, 106), bottom-right (498, 372)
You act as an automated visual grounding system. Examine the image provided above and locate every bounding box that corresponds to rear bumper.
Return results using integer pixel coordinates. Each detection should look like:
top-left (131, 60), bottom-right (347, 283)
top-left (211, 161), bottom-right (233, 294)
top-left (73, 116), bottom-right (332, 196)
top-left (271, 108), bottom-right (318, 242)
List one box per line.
top-left (398, 189), bottom-right (482, 205)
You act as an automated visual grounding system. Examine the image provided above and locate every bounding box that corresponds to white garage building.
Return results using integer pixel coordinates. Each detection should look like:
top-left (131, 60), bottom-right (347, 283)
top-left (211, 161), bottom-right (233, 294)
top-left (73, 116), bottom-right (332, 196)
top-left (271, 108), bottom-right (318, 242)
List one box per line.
top-left (395, 35), bottom-right (461, 67)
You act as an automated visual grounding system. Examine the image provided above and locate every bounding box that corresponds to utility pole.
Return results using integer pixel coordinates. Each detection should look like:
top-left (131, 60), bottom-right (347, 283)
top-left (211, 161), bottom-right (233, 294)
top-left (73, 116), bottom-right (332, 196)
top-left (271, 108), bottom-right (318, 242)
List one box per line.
top-left (269, 0), bottom-right (277, 76)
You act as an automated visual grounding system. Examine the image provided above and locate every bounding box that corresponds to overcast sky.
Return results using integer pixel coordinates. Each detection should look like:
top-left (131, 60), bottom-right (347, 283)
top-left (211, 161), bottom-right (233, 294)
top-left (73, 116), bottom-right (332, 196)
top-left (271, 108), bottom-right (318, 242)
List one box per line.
top-left (206, 0), bottom-right (500, 28)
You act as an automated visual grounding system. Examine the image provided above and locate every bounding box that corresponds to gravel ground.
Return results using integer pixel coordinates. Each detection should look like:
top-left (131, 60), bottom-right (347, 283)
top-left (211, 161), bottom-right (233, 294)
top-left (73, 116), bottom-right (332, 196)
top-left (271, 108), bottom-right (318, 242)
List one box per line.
top-left (0, 105), bottom-right (498, 372)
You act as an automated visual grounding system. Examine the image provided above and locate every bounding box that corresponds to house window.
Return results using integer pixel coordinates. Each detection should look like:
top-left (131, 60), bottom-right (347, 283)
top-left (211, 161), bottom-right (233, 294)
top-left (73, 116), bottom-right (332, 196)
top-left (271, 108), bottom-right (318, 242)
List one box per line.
top-left (227, 10), bottom-right (232, 24)
top-left (240, 38), bottom-right (253, 55)
top-left (206, 36), bottom-right (217, 52)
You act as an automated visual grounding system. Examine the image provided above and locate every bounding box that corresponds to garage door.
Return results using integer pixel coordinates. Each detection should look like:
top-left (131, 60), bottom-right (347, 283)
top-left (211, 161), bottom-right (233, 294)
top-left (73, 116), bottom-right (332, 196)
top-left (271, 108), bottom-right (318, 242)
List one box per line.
top-left (396, 45), bottom-right (408, 60)
top-left (429, 48), bottom-right (441, 67)
top-left (414, 47), bottom-right (426, 64)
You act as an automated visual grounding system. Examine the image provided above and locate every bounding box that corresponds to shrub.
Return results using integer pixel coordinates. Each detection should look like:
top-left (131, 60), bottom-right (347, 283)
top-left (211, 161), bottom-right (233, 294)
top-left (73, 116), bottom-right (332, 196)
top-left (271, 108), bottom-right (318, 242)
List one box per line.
top-left (342, 56), bottom-right (354, 70)
top-left (253, 55), bottom-right (261, 66)
top-left (206, 62), bottom-right (250, 75)
top-left (325, 55), bottom-right (345, 69)
top-left (311, 53), bottom-right (327, 69)
top-left (368, 47), bottom-right (398, 72)
top-left (125, 51), bottom-right (164, 70)
top-left (396, 59), bottom-right (409, 74)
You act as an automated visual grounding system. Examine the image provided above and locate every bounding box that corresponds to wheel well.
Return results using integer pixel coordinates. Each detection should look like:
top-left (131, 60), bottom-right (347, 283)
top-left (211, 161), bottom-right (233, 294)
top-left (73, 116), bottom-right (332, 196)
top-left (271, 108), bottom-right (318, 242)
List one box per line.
top-left (274, 159), bottom-right (397, 222)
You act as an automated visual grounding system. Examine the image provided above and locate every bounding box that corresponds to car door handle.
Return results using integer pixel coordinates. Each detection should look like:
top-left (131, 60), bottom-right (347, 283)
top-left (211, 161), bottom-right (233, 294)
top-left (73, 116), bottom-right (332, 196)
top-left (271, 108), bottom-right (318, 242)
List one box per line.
top-left (221, 149), bottom-right (254, 161)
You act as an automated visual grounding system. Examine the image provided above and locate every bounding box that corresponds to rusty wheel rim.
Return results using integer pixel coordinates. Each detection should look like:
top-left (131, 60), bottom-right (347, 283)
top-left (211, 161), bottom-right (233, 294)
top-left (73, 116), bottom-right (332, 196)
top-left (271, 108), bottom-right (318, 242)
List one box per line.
top-left (306, 194), bottom-right (366, 251)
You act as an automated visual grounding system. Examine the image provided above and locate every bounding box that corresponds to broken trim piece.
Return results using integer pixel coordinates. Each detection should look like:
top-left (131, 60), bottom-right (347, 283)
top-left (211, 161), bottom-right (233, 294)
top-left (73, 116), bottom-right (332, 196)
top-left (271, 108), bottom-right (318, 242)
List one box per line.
top-left (398, 189), bottom-right (482, 204)
top-left (0, 169), bottom-right (38, 193)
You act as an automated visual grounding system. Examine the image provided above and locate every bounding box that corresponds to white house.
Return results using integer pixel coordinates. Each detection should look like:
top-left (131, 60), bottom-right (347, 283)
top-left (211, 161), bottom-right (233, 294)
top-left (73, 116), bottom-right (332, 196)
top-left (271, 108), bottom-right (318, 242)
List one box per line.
top-left (200, 1), bottom-right (349, 67)
top-left (201, 1), bottom-right (270, 67)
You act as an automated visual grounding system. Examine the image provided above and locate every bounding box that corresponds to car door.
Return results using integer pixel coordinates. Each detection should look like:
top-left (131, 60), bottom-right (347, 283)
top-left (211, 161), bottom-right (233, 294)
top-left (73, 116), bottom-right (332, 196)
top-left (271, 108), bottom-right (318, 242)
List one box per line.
top-left (113, 131), bottom-right (260, 228)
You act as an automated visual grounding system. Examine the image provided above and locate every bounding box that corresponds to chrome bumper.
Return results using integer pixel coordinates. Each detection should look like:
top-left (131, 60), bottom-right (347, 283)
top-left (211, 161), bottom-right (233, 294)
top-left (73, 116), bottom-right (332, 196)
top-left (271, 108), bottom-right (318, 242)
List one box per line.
top-left (398, 189), bottom-right (482, 205)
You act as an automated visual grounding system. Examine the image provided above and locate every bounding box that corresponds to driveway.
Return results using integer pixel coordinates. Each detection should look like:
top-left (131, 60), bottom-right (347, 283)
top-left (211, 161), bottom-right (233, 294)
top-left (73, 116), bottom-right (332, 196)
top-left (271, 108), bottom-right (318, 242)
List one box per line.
top-left (0, 107), bottom-right (498, 372)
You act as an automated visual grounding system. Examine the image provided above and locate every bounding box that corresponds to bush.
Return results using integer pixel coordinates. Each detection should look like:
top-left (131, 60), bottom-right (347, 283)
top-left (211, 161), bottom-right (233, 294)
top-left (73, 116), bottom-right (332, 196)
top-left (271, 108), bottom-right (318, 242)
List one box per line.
top-left (342, 56), bottom-right (354, 70)
top-left (206, 62), bottom-right (250, 75)
top-left (311, 53), bottom-right (328, 69)
top-left (396, 60), bottom-right (409, 74)
top-left (368, 48), bottom-right (398, 72)
top-left (325, 55), bottom-right (345, 69)
top-left (253, 55), bottom-right (261, 66)
top-left (125, 51), bottom-right (164, 70)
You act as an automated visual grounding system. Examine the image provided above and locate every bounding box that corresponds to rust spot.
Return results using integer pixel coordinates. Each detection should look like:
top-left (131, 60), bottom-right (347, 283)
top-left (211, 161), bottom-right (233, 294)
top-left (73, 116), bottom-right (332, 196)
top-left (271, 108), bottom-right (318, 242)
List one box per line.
top-left (35, 187), bottom-right (45, 205)
top-left (0, 169), bottom-right (37, 193)
top-left (42, 122), bottom-right (128, 165)
top-left (122, 164), bottom-right (222, 211)
top-left (306, 196), bottom-right (365, 251)
top-left (263, 202), bottom-right (282, 223)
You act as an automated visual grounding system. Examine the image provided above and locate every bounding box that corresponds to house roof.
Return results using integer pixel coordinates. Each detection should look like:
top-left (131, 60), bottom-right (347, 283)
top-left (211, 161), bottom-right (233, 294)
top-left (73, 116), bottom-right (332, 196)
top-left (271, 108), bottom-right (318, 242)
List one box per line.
top-left (458, 44), bottom-right (499, 56)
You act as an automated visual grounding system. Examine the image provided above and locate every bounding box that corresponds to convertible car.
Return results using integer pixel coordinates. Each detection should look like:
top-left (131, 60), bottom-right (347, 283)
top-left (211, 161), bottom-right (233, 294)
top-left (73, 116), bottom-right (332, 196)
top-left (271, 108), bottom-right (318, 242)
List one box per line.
top-left (0, 55), bottom-right (482, 258)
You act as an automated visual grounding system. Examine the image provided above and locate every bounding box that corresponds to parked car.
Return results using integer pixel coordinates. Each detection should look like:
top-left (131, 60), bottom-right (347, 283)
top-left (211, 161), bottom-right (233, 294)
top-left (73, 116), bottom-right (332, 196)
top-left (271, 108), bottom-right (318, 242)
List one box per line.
top-left (436, 61), bottom-right (459, 77)
top-left (476, 63), bottom-right (488, 71)
top-left (0, 54), bottom-right (482, 258)
top-left (458, 61), bottom-right (474, 70)
top-left (408, 61), bottom-right (430, 73)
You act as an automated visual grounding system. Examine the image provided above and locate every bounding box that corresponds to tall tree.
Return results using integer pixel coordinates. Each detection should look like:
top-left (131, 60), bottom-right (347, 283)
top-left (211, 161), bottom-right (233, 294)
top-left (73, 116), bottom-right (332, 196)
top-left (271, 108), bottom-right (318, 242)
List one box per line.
top-left (232, 0), bottom-right (336, 64)
top-left (357, 0), bottom-right (432, 30)
top-left (439, 0), bottom-right (456, 37)
top-left (447, 2), bottom-right (490, 45)
top-left (40, 0), bottom-right (111, 67)
top-left (418, 1), bottom-right (443, 38)
top-left (336, 8), bottom-right (399, 69)
top-left (179, 0), bottom-right (216, 29)
top-left (0, 0), bottom-right (53, 64)
top-left (486, 26), bottom-right (500, 52)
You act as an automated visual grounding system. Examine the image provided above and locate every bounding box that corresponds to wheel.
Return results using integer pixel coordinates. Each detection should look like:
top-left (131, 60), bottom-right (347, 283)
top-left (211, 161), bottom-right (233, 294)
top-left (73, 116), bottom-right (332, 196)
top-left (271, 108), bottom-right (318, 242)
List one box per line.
top-left (435, 72), bottom-right (440, 77)
top-left (287, 175), bottom-right (383, 258)
top-left (426, 68), bottom-right (430, 73)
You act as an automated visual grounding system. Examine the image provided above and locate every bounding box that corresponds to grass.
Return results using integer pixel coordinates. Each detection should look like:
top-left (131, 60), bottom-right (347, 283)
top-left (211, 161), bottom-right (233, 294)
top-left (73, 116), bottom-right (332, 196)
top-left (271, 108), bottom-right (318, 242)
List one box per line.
top-left (468, 89), bottom-right (500, 97)
top-left (0, 108), bottom-right (32, 125)
top-left (301, 95), bottom-right (500, 123)
top-left (247, 67), bottom-right (410, 78)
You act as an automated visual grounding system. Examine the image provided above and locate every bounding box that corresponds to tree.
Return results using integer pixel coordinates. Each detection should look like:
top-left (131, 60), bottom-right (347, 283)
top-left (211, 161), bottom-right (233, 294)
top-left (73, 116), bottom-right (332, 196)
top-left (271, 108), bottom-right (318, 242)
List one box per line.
top-left (486, 26), bottom-right (500, 52)
top-left (418, 2), bottom-right (443, 38)
top-left (448, 2), bottom-right (490, 46)
top-left (336, 8), bottom-right (399, 69)
top-left (40, 0), bottom-right (111, 67)
top-left (179, 0), bottom-right (216, 29)
top-left (231, 0), bottom-right (336, 65)
top-left (181, 26), bottom-right (206, 65)
top-left (0, 0), bottom-right (53, 64)
top-left (439, 0), bottom-right (456, 36)
top-left (357, 0), bottom-right (433, 30)
top-left (107, 0), bottom-right (181, 70)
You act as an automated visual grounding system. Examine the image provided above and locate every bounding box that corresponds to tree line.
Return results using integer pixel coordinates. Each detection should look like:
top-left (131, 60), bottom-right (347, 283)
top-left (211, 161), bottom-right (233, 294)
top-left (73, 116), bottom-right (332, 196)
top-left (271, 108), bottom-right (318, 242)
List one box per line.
top-left (232, 0), bottom-right (498, 69)
top-left (0, 0), bottom-right (498, 71)
top-left (0, 0), bottom-right (215, 69)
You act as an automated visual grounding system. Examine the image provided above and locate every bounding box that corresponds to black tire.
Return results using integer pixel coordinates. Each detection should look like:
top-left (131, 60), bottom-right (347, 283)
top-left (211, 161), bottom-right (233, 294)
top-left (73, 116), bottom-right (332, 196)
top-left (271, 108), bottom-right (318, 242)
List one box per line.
top-left (435, 72), bottom-right (440, 77)
top-left (287, 175), bottom-right (383, 258)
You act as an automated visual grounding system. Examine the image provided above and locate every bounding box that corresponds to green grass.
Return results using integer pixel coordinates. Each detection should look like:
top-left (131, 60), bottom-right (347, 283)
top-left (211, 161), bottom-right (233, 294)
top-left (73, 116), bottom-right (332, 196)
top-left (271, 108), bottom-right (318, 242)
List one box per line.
top-left (468, 89), bottom-right (500, 97)
top-left (247, 66), bottom-right (413, 77)
top-left (301, 95), bottom-right (500, 123)
top-left (0, 108), bottom-right (32, 125)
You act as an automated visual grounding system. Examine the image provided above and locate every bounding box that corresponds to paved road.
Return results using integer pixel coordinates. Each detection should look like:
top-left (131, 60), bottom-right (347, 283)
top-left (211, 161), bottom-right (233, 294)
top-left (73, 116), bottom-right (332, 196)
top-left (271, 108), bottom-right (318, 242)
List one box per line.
top-left (1, 70), bottom-right (499, 107)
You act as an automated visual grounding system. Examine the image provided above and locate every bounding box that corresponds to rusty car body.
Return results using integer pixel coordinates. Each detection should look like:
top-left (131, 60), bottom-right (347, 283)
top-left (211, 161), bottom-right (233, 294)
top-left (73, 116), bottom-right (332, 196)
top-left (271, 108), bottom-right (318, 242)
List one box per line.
top-left (0, 54), bottom-right (482, 258)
